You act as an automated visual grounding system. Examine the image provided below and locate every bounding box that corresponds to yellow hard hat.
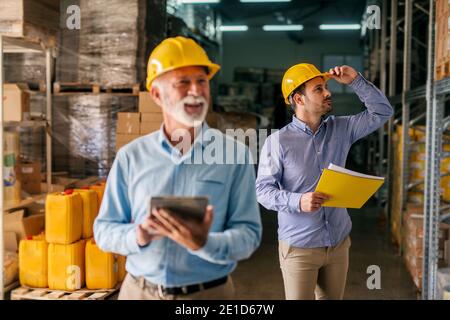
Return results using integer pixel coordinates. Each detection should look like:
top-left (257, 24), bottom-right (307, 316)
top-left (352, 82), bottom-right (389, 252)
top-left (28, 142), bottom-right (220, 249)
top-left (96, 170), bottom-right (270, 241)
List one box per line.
top-left (281, 63), bottom-right (330, 104)
top-left (146, 36), bottom-right (221, 91)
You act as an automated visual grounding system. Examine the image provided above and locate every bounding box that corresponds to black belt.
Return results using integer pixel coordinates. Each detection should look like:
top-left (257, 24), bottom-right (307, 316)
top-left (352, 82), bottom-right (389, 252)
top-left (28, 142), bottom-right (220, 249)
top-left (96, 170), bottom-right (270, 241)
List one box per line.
top-left (137, 275), bottom-right (228, 296)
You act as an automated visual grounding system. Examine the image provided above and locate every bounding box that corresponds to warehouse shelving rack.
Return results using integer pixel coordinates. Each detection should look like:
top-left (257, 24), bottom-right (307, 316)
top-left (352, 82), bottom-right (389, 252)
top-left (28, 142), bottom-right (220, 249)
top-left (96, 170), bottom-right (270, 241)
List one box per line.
top-left (0, 35), bottom-right (55, 300)
top-left (365, 0), bottom-right (450, 299)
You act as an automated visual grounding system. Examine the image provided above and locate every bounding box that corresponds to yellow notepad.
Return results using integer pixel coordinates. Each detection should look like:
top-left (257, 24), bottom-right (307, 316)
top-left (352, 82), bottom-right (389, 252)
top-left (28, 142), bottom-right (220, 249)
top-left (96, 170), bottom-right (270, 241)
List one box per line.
top-left (315, 164), bottom-right (385, 209)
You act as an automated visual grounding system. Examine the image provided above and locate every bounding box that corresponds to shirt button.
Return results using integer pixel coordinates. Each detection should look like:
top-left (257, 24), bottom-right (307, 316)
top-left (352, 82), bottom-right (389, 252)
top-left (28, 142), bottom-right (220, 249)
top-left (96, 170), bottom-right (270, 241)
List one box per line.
top-left (325, 221), bottom-right (329, 224)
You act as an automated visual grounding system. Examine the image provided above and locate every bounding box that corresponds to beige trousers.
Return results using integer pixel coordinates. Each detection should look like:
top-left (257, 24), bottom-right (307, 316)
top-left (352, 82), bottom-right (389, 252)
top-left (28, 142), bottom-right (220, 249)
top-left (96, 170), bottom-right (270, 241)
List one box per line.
top-left (118, 273), bottom-right (235, 300)
top-left (279, 236), bottom-right (351, 300)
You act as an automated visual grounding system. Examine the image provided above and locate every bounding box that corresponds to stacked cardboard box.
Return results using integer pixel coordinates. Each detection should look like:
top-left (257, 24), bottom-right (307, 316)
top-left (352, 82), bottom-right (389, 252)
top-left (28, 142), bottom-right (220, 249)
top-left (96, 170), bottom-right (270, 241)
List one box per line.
top-left (115, 92), bottom-right (260, 151)
top-left (403, 204), bottom-right (449, 290)
top-left (139, 92), bottom-right (164, 135)
top-left (115, 92), bottom-right (163, 151)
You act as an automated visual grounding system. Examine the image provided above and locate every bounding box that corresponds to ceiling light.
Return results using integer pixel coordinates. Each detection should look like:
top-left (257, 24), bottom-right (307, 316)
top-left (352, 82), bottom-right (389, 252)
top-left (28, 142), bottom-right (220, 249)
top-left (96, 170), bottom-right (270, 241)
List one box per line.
top-left (263, 25), bottom-right (303, 31)
top-left (219, 25), bottom-right (249, 32)
top-left (319, 24), bottom-right (361, 30)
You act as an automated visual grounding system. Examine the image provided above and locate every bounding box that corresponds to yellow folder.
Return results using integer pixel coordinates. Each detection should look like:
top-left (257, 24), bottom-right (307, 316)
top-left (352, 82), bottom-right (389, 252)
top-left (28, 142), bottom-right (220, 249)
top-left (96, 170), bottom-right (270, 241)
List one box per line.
top-left (315, 165), bottom-right (385, 209)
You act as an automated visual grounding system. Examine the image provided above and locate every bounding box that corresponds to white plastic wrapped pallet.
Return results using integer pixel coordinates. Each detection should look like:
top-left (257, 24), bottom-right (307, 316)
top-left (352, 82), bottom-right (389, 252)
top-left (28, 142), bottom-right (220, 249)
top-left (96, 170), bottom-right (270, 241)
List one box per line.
top-left (52, 94), bottom-right (137, 178)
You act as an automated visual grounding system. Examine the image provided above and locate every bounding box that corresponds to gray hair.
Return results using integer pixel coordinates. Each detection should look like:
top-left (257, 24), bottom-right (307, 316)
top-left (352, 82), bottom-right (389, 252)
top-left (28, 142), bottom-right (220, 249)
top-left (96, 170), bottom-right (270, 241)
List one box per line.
top-left (151, 77), bottom-right (162, 90)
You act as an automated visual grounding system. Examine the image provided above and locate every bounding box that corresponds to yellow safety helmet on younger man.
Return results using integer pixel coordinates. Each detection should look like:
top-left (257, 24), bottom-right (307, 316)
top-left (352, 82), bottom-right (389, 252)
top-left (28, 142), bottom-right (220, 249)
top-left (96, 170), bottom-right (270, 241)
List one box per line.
top-left (281, 63), bottom-right (330, 104)
top-left (146, 36), bottom-right (221, 91)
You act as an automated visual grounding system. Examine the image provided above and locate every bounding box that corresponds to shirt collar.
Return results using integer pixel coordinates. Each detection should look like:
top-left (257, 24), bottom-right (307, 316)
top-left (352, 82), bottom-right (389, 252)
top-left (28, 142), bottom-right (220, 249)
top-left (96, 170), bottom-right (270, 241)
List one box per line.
top-left (291, 115), bottom-right (331, 134)
top-left (157, 121), bottom-right (210, 154)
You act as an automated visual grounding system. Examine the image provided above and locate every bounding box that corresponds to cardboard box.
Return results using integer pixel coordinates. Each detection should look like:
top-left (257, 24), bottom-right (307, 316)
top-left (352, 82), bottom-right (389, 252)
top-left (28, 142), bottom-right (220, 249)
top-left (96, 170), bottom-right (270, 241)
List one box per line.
top-left (139, 92), bottom-right (161, 113)
top-left (5, 231), bottom-right (18, 252)
top-left (4, 209), bottom-right (45, 244)
top-left (116, 133), bottom-right (140, 152)
top-left (0, 0), bottom-right (60, 43)
top-left (141, 112), bottom-right (164, 123)
top-left (117, 112), bottom-right (140, 134)
top-left (140, 121), bottom-right (161, 135)
top-left (3, 83), bottom-right (30, 121)
top-left (17, 161), bottom-right (41, 194)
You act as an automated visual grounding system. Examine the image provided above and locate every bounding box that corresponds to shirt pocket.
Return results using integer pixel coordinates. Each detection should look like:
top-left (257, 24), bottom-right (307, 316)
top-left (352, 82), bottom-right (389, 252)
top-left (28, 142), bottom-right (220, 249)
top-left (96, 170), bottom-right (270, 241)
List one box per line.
top-left (195, 174), bottom-right (227, 210)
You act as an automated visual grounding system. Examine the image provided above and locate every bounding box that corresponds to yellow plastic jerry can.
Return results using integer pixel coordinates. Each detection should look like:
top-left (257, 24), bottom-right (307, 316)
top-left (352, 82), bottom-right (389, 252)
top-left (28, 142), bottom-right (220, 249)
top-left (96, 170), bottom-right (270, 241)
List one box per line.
top-left (45, 190), bottom-right (83, 244)
top-left (85, 239), bottom-right (117, 289)
top-left (74, 189), bottom-right (99, 239)
top-left (48, 239), bottom-right (86, 291)
top-left (19, 236), bottom-right (48, 288)
top-left (89, 183), bottom-right (105, 210)
top-left (116, 255), bottom-right (127, 282)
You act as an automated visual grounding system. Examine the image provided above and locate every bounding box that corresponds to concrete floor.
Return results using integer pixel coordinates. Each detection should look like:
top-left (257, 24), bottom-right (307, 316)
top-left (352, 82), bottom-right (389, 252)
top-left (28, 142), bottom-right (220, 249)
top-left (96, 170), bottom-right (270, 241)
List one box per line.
top-left (232, 204), bottom-right (419, 300)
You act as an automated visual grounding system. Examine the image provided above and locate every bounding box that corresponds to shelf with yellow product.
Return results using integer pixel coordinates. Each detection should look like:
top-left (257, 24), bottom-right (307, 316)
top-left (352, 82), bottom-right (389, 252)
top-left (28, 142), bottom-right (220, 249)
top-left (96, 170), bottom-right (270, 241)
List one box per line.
top-left (3, 194), bottom-right (47, 212)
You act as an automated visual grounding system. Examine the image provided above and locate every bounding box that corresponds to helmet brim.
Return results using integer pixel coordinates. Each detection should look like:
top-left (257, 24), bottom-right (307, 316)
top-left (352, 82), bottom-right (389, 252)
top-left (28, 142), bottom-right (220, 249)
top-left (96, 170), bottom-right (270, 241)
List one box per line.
top-left (284, 72), bottom-right (331, 105)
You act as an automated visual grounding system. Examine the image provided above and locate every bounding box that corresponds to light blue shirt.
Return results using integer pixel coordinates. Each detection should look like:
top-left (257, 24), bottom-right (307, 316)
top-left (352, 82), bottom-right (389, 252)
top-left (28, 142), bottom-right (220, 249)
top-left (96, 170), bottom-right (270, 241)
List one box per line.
top-left (255, 74), bottom-right (393, 248)
top-left (94, 123), bottom-right (262, 287)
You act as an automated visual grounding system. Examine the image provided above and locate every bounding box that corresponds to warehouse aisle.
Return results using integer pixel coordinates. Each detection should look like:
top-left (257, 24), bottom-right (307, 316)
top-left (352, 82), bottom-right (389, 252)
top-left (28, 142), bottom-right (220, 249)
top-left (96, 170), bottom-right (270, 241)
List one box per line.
top-left (232, 204), bottom-right (418, 300)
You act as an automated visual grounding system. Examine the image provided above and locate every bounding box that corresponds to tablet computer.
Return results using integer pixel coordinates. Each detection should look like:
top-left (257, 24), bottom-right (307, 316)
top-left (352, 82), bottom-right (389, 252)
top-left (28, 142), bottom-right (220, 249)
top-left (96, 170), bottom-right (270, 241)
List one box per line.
top-left (149, 196), bottom-right (208, 223)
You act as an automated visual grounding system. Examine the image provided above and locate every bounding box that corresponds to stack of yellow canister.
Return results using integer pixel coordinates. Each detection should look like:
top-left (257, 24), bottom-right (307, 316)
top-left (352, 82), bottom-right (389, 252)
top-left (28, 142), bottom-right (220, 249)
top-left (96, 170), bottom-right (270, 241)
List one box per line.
top-left (46, 189), bottom-right (86, 290)
top-left (4, 131), bottom-right (21, 207)
top-left (18, 182), bottom-right (126, 291)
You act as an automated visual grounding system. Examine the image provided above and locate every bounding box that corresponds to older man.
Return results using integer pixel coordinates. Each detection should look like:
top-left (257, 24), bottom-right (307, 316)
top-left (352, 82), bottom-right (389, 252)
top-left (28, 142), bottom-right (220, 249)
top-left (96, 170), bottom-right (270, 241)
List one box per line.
top-left (256, 63), bottom-right (393, 300)
top-left (94, 36), bottom-right (262, 300)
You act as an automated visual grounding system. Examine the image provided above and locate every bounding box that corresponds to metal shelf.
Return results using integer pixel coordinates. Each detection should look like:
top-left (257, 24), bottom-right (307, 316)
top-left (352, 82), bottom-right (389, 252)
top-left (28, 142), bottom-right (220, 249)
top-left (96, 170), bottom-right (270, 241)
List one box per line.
top-left (365, 0), bottom-right (448, 299)
top-left (0, 34), bottom-right (55, 301)
top-left (2, 37), bottom-right (44, 54)
top-left (3, 194), bottom-right (46, 212)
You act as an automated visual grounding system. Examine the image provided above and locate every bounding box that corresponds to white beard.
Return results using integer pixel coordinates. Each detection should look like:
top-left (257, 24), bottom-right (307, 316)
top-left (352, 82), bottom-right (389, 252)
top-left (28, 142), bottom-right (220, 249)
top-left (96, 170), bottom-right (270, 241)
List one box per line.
top-left (163, 95), bottom-right (208, 127)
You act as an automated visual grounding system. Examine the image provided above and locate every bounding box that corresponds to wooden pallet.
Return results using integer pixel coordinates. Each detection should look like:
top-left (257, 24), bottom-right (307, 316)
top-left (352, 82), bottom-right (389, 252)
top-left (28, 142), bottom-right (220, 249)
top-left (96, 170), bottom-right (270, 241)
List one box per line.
top-left (4, 281), bottom-right (20, 293)
top-left (24, 80), bottom-right (47, 92)
top-left (436, 59), bottom-right (450, 81)
top-left (11, 285), bottom-right (119, 300)
top-left (53, 82), bottom-right (140, 96)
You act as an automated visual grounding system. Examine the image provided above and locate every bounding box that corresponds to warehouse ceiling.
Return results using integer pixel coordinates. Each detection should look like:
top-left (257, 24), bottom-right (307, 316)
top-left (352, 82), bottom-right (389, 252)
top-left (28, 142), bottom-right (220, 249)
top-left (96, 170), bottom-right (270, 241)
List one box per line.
top-left (215, 0), bottom-right (366, 27)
